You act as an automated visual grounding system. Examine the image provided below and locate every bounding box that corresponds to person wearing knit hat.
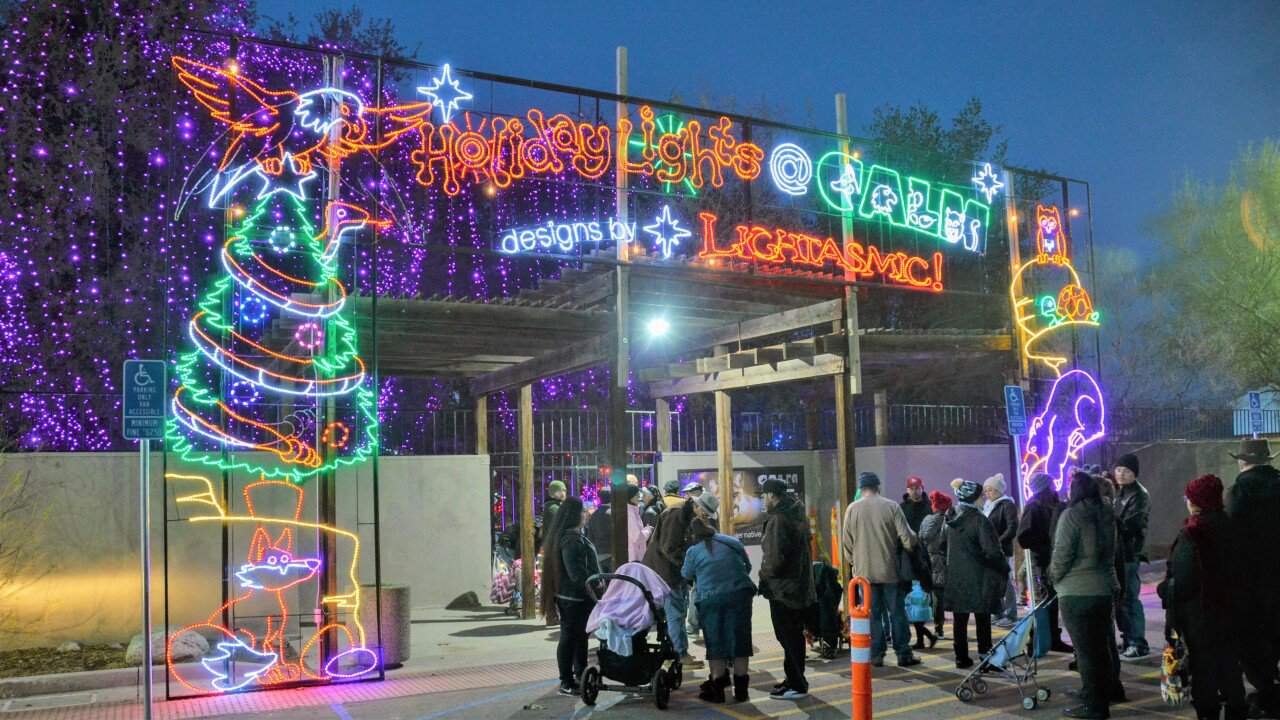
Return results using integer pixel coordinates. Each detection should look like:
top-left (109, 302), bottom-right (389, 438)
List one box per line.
top-left (538, 480), bottom-right (569, 550)
top-left (1112, 453), bottom-right (1151, 659)
top-left (841, 469), bottom-right (921, 668)
top-left (1227, 440), bottom-right (1280, 718)
top-left (917, 491), bottom-right (953, 642)
top-left (941, 478), bottom-right (1006, 669)
top-left (1158, 475), bottom-right (1247, 720)
top-left (1015, 473), bottom-right (1072, 653)
top-left (982, 473), bottom-right (1019, 627)
top-left (900, 476), bottom-right (930, 534)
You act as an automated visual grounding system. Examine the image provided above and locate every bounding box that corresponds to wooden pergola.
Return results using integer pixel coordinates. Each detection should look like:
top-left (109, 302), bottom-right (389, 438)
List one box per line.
top-left (329, 248), bottom-right (1012, 617)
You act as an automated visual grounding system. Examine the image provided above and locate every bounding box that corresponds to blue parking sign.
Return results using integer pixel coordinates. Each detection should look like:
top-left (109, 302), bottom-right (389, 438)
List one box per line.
top-left (123, 360), bottom-right (166, 440)
top-left (1005, 385), bottom-right (1028, 436)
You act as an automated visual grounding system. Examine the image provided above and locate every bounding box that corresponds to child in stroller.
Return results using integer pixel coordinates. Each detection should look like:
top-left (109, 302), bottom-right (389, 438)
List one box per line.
top-left (580, 562), bottom-right (683, 710)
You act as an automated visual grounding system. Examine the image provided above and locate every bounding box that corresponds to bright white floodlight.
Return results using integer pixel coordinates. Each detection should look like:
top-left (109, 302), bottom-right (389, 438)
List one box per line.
top-left (646, 317), bottom-right (671, 338)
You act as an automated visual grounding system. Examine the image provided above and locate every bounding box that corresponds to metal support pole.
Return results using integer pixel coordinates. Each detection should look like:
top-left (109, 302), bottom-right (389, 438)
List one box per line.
top-left (139, 438), bottom-right (153, 719)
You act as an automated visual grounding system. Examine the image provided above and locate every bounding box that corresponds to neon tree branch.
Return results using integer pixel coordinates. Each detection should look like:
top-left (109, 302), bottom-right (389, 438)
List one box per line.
top-left (697, 212), bottom-right (943, 292)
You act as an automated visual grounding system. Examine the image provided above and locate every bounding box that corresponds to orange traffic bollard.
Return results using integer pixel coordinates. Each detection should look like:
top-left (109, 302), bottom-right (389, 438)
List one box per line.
top-left (831, 505), bottom-right (840, 573)
top-left (848, 576), bottom-right (873, 720)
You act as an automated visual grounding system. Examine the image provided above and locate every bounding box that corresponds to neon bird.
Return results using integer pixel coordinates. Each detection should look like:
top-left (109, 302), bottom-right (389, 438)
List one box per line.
top-left (202, 639), bottom-right (279, 692)
top-left (171, 56), bottom-right (432, 207)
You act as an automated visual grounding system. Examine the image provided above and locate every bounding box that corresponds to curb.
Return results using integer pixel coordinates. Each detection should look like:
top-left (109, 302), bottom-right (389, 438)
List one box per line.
top-left (0, 666), bottom-right (163, 700)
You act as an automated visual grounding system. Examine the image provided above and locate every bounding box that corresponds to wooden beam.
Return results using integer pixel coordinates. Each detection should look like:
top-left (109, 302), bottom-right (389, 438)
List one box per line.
top-left (648, 354), bottom-right (845, 397)
top-left (518, 385), bottom-right (535, 620)
top-left (858, 332), bottom-right (1012, 352)
top-left (475, 395), bottom-right (487, 455)
top-left (784, 339), bottom-right (817, 359)
top-left (470, 332), bottom-right (613, 396)
top-left (874, 390), bottom-right (889, 446)
top-left (655, 398), bottom-right (671, 455)
top-left (715, 389), bottom-right (734, 534)
top-left (661, 298), bottom-right (843, 356)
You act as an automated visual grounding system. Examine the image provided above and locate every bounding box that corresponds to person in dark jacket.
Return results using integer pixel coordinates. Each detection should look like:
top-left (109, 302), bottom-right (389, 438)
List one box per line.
top-left (1157, 475), bottom-right (1247, 720)
top-left (982, 473), bottom-right (1019, 627)
top-left (1111, 453), bottom-right (1150, 659)
top-left (1226, 439), bottom-right (1280, 718)
top-left (585, 488), bottom-right (614, 572)
top-left (537, 480), bottom-right (567, 550)
top-left (539, 497), bottom-right (600, 696)
top-left (642, 495), bottom-right (700, 667)
top-left (760, 479), bottom-right (816, 699)
top-left (1016, 472), bottom-right (1072, 653)
top-left (918, 490), bottom-right (952, 641)
top-left (900, 476), bottom-right (931, 533)
top-left (943, 480), bottom-right (1008, 668)
top-left (641, 486), bottom-right (663, 528)
top-left (1052, 471), bottom-right (1124, 720)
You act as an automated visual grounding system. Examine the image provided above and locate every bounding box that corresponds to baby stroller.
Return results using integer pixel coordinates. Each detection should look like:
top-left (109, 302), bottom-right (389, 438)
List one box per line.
top-left (955, 595), bottom-right (1054, 710)
top-left (580, 563), bottom-right (683, 710)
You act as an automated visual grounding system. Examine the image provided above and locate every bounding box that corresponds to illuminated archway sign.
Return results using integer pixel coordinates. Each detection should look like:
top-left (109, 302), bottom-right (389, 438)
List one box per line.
top-left (1011, 204), bottom-right (1107, 499)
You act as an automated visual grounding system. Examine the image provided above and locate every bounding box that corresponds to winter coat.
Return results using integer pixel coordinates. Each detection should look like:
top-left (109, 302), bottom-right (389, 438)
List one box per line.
top-left (681, 533), bottom-right (754, 603)
top-left (1016, 488), bottom-right (1062, 570)
top-left (1049, 498), bottom-right (1119, 598)
top-left (900, 495), bottom-right (931, 534)
top-left (983, 495), bottom-right (1018, 558)
top-left (760, 496), bottom-right (817, 609)
top-left (642, 503), bottom-right (692, 589)
top-left (556, 528), bottom-right (602, 603)
top-left (641, 502), bottom-right (661, 528)
top-left (840, 494), bottom-right (917, 585)
top-left (1157, 510), bottom-right (1239, 643)
top-left (586, 505), bottom-right (614, 569)
top-left (918, 511), bottom-right (948, 590)
top-left (942, 505), bottom-right (1007, 613)
top-left (1227, 464), bottom-right (1280, 594)
top-left (1113, 481), bottom-right (1151, 562)
top-left (537, 496), bottom-right (563, 549)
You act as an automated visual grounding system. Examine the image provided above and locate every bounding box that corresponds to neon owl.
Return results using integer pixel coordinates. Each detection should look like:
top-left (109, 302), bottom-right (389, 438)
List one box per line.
top-left (1035, 204), bottom-right (1069, 265)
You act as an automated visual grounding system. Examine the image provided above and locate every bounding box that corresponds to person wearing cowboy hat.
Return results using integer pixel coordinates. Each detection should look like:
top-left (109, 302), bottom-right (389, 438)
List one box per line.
top-left (1227, 438), bottom-right (1280, 718)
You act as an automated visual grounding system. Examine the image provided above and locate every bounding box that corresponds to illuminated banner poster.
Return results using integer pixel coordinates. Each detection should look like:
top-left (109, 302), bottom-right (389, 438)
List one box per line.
top-left (677, 466), bottom-right (804, 545)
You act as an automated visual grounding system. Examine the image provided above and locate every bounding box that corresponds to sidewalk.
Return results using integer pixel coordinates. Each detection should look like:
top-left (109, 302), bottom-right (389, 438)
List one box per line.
top-left (1, 586), bottom-right (1173, 720)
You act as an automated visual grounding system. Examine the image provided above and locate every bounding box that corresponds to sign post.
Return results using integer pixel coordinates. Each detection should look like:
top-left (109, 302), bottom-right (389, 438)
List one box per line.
top-left (1248, 391), bottom-right (1264, 439)
top-left (1004, 385), bottom-right (1028, 497)
top-left (123, 360), bottom-right (165, 719)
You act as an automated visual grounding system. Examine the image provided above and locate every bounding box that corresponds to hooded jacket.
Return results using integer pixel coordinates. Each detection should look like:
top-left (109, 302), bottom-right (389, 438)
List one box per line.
top-left (1016, 487), bottom-right (1062, 570)
top-left (760, 495), bottom-right (816, 609)
top-left (918, 510), bottom-right (949, 590)
top-left (555, 528), bottom-right (602, 603)
top-left (642, 502), bottom-right (692, 589)
top-left (941, 504), bottom-right (1007, 614)
top-left (1227, 463), bottom-right (1280, 593)
top-left (1050, 498), bottom-right (1119, 597)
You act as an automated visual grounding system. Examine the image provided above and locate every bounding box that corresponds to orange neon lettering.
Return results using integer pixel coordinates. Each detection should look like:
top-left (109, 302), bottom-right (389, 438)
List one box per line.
top-left (698, 212), bottom-right (735, 258)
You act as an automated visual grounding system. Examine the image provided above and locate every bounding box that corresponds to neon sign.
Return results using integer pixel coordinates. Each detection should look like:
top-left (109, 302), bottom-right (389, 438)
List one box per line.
top-left (415, 64), bottom-right (472, 123)
top-left (643, 205), bottom-right (693, 259)
top-left (1019, 369), bottom-right (1106, 497)
top-left (498, 217), bottom-right (637, 254)
top-left (1009, 204), bottom-right (1107, 499)
top-left (769, 143), bottom-right (813, 196)
top-left (971, 162), bottom-right (1004, 203)
top-left (697, 212), bottom-right (944, 292)
top-left (167, 476), bottom-right (379, 693)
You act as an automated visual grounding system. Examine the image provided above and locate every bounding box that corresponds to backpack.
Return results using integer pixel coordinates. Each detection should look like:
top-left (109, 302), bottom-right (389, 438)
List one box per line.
top-left (904, 581), bottom-right (932, 624)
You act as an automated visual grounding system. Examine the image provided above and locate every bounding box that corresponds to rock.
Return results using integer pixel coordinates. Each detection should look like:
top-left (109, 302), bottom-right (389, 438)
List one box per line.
top-left (56, 641), bottom-right (81, 652)
top-left (110, 642), bottom-right (125, 650)
top-left (126, 630), bottom-right (207, 665)
top-left (445, 591), bottom-right (480, 610)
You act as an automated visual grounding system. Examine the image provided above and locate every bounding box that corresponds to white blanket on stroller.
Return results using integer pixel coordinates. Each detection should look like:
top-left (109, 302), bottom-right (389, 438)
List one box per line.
top-left (586, 562), bottom-right (671, 657)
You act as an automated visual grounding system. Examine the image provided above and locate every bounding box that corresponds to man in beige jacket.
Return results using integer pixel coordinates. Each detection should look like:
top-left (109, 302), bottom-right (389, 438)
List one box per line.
top-left (841, 472), bottom-right (920, 667)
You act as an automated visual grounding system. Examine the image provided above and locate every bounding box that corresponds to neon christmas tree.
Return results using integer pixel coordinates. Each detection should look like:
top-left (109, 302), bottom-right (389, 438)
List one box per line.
top-left (168, 176), bottom-right (384, 480)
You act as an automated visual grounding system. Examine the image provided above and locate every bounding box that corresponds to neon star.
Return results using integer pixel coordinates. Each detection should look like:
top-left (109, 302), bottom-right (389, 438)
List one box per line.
top-left (416, 64), bottom-right (473, 123)
top-left (643, 205), bottom-right (691, 259)
top-left (971, 162), bottom-right (1005, 203)
top-left (830, 162), bottom-right (861, 206)
top-left (254, 153), bottom-right (316, 202)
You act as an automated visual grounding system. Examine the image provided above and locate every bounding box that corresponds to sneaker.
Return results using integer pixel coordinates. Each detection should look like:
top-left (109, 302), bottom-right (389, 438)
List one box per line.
top-left (956, 657), bottom-right (974, 669)
top-left (769, 683), bottom-right (790, 698)
top-left (558, 682), bottom-right (579, 696)
top-left (994, 618), bottom-right (1018, 629)
top-left (897, 655), bottom-right (921, 667)
top-left (1119, 646), bottom-right (1148, 660)
top-left (776, 687), bottom-right (808, 699)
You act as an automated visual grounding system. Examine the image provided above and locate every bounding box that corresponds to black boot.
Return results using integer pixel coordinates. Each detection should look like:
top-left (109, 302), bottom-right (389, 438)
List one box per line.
top-left (733, 674), bottom-right (750, 702)
top-left (699, 673), bottom-right (727, 703)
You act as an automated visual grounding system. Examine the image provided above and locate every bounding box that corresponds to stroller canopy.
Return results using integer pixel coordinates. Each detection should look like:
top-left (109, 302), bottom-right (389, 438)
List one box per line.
top-left (587, 562), bottom-right (672, 635)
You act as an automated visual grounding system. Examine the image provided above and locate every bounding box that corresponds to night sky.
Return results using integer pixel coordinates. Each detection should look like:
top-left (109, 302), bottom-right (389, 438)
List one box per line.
top-left (269, 0), bottom-right (1278, 259)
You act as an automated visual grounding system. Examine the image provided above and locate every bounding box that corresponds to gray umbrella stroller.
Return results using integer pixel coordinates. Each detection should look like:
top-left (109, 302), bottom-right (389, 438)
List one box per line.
top-left (954, 594), bottom-right (1055, 710)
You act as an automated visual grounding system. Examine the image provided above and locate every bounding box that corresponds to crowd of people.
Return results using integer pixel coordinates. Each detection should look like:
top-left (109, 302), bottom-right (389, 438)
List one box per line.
top-left (532, 437), bottom-right (1280, 718)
